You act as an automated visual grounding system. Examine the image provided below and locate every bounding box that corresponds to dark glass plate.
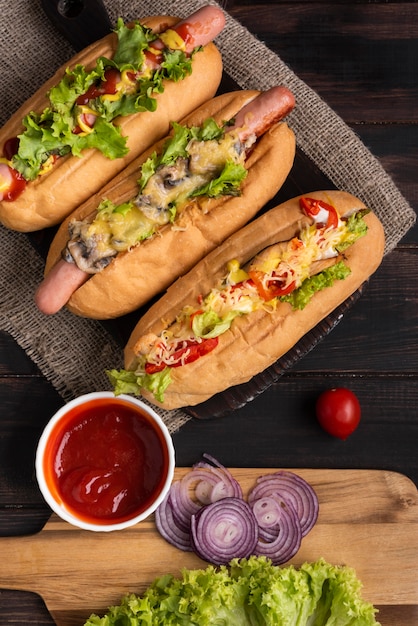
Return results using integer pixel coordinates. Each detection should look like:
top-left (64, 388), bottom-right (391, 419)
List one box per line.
top-left (28, 73), bottom-right (366, 421)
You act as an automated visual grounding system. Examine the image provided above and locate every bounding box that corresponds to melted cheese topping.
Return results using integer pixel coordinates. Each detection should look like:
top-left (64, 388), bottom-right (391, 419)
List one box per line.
top-left (250, 217), bottom-right (345, 290)
top-left (140, 133), bottom-right (242, 216)
top-left (67, 131), bottom-right (244, 272)
top-left (85, 206), bottom-right (156, 252)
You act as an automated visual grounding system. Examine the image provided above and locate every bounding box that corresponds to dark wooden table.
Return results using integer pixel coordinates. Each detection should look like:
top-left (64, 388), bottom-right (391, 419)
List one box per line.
top-left (1, 1), bottom-right (417, 624)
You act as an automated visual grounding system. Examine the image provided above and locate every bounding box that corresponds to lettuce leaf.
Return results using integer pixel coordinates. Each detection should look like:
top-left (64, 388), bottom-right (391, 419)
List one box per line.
top-left (111, 18), bottom-right (154, 68)
top-left (107, 367), bottom-right (172, 404)
top-left (280, 261), bottom-right (352, 310)
top-left (337, 209), bottom-right (369, 252)
top-left (84, 556), bottom-right (380, 626)
top-left (192, 309), bottom-right (241, 338)
top-left (191, 159), bottom-right (248, 198)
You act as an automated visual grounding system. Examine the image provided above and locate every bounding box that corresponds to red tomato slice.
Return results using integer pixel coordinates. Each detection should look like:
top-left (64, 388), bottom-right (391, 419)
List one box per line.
top-left (145, 337), bottom-right (219, 374)
top-left (145, 362), bottom-right (166, 375)
top-left (249, 270), bottom-right (296, 301)
top-left (300, 197), bottom-right (339, 229)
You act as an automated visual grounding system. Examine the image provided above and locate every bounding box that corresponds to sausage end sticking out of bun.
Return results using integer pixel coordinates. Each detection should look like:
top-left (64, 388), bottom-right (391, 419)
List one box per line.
top-left (108, 191), bottom-right (385, 410)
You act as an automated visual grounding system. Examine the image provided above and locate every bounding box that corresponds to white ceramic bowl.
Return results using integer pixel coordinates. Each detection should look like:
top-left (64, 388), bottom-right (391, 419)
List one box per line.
top-left (35, 392), bottom-right (175, 531)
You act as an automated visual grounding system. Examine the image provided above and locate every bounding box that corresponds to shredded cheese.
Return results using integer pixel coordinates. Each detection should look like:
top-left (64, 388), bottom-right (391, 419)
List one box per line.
top-left (140, 211), bottom-right (355, 371)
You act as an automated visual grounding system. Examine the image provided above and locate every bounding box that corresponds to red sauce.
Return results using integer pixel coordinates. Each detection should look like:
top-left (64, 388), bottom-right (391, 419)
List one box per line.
top-left (43, 398), bottom-right (170, 525)
top-left (76, 68), bottom-right (120, 105)
top-left (174, 23), bottom-right (195, 49)
top-left (0, 161), bottom-right (26, 202)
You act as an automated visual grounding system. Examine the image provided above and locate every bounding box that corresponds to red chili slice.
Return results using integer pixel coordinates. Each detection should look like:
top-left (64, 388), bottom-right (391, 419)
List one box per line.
top-left (249, 270), bottom-right (296, 301)
top-left (189, 309), bottom-right (204, 328)
top-left (145, 337), bottom-right (219, 374)
top-left (300, 197), bottom-right (339, 229)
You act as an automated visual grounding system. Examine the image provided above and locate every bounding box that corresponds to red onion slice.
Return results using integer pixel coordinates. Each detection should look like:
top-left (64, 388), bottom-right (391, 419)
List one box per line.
top-left (248, 471), bottom-right (319, 536)
top-left (154, 492), bottom-right (193, 551)
top-left (155, 455), bottom-right (243, 551)
top-left (193, 454), bottom-right (243, 500)
top-left (252, 499), bottom-right (302, 565)
top-left (251, 496), bottom-right (283, 529)
top-left (190, 497), bottom-right (258, 565)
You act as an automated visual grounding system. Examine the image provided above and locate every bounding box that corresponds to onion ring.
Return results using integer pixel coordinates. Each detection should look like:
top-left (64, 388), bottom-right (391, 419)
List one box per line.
top-left (190, 497), bottom-right (258, 565)
top-left (248, 470), bottom-right (319, 536)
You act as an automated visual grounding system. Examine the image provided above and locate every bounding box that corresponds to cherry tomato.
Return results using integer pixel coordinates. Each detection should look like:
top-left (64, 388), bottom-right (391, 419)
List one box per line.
top-left (315, 387), bottom-right (361, 440)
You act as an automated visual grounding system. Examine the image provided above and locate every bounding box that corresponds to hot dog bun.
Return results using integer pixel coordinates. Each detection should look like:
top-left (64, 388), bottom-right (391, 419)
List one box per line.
top-left (122, 191), bottom-right (385, 409)
top-left (0, 11), bottom-right (223, 232)
top-left (42, 89), bottom-right (296, 319)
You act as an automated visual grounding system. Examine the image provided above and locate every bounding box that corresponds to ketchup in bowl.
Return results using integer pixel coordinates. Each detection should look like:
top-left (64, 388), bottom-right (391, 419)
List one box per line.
top-left (36, 392), bottom-right (175, 531)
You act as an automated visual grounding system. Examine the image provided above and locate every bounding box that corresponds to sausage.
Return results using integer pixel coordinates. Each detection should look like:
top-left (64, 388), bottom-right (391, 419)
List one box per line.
top-left (34, 88), bottom-right (296, 318)
top-left (143, 6), bottom-right (226, 67)
top-left (171, 5), bottom-right (226, 51)
top-left (228, 86), bottom-right (296, 141)
top-left (34, 260), bottom-right (89, 316)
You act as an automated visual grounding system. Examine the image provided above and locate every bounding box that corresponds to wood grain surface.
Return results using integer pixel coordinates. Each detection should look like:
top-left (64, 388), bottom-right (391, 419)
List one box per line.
top-left (0, 468), bottom-right (417, 626)
top-left (1, 1), bottom-right (418, 625)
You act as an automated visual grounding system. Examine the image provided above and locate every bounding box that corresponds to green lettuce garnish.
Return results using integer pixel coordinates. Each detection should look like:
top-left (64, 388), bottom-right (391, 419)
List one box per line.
top-left (84, 556), bottom-right (381, 625)
top-left (191, 159), bottom-right (248, 198)
top-left (336, 208), bottom-right (370, 252)
top-left (192, 309), bottom-right (241, 338)
top-left (280, 260), bottom-right (352, 310)
top-left (110, 18), bottom-right (153, 68)
top-left (107, 367), bottom-right (171, 404)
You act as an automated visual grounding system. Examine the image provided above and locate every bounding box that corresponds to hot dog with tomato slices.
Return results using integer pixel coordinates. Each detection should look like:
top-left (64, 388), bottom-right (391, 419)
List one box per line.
top-left (0, 6), bottom-right (225, 232)
top-left (34, 87), bottom-right (296, 319)
top-left (108, 191), bottom-right (385, 410)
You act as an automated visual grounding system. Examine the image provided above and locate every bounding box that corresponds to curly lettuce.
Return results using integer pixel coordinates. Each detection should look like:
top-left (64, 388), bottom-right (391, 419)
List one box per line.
top-left (107, 367), bottom-right (171, 404)
top-left (84, 556), bottom-right (381, 626)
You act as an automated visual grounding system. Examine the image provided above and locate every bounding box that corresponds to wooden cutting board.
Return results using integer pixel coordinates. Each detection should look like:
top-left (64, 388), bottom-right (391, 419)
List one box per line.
top-left (1, 468), bottom-right (417, 626)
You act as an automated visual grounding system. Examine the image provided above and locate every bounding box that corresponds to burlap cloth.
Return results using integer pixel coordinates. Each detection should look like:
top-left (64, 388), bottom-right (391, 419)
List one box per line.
top-left (0, 0), bottom-right (415, 433)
